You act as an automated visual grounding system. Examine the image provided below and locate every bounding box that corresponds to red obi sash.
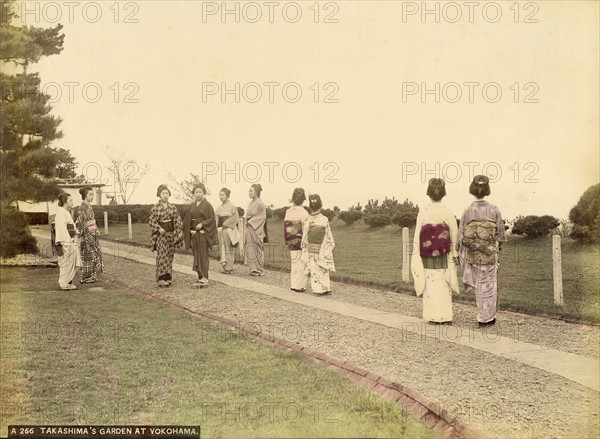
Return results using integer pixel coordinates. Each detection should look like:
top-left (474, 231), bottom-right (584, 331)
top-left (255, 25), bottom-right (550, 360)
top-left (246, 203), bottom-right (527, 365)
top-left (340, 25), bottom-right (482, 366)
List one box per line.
top-left (419, 223), bottom-right (451, 257)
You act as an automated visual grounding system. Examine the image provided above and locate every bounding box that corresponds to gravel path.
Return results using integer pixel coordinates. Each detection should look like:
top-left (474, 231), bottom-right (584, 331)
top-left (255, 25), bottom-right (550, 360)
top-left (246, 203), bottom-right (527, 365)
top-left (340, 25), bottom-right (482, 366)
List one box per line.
top-left (32, 233), bottom-right (600, 438)
top-left (100, 237), bottom-right (600, 360)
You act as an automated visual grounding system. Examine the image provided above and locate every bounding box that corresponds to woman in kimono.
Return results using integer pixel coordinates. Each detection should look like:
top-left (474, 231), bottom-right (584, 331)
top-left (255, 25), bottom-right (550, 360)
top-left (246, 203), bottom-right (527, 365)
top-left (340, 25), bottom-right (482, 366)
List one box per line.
top-left (215, 188), bottom-right (240, 274)
top-left (301, 194), bottom-right (335, 296)
top-left (149, 184), bottom-right (183, 287)
top-left (244, 184), bottom-right (267, 276)
top-left (284, 188), bottom-right (309, 292)
top-left (458, 175), bottom-right (507, 327)
top-left (411, 179), bottom-right (459, 324)
top-left (76, 187), bottom-right (103, 283)
top-left (54, 193), bottom-right (81, 290)
top-left (183, 183), bottom-right (218, 287)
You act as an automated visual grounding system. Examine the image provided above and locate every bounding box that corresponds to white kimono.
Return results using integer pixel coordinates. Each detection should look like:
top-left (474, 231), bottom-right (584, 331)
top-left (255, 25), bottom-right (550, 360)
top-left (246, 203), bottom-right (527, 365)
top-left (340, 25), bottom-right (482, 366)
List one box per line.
top-left (55, 206), bottom-right (81, 288)
top-left (301, 213), bottom-right (335, 293)
top-left (411, 202), bottom-right (459, 322)
top-left (284, 205), bottom-right (309, 290)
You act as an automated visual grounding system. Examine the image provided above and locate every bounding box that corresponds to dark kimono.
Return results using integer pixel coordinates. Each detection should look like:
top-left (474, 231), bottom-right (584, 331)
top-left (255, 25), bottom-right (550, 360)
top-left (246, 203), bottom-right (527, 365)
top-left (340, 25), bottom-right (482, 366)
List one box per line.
top-left (76, 201), bottom-right (103, 282)
top-left (149, 202), bottom-right (183, 281)
top-left (183, 199), bottom-right (218, 279)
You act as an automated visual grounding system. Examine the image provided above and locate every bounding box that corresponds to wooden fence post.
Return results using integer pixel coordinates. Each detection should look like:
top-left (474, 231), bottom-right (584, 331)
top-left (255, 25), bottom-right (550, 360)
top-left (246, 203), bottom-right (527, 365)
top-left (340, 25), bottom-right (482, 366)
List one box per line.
top-left (104, 211), bottom-right (108, 236)
top-left (238, 218), bottom-right (245, 259)
top-left (402, 227), bottom-right (410, 283)
top-left (553, 234), bottom-right (564, 306)
top-left (128, 213), bottom-right (133, 240)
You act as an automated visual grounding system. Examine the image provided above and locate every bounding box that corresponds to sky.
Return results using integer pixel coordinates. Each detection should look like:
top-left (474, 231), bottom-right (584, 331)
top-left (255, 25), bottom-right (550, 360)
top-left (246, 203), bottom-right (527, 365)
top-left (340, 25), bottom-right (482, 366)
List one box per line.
top-left (13, 0), bottom-right (600, 219)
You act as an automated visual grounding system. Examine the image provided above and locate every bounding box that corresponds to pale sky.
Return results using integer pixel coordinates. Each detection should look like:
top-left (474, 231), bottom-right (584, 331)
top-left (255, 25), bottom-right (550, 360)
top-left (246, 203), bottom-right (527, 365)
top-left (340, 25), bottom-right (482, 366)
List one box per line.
top-left (16, 0), bottom-right (599, 219)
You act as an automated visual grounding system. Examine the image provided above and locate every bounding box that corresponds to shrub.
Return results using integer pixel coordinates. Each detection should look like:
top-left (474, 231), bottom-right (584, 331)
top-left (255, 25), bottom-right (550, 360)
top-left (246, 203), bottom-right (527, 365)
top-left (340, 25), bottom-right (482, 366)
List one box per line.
top-left (512, 215), bottom-right (560, 238)
top-left (569, 183), bottom-right (600, 243)
top-left (363, 197), bottom-right (419, 228)
top-left (321, 208), bottom-right (336, 221)
top-left (0, 208), bottom-right (39, 258)
top-left (552, 218), bottom-right (573, 237)
top-left (338, 210), bottom-right (363, 225)
top-left (92, 204), bottom-right (156, 225)
top-left (392, 211), bottom-right (418, 228)
top-left (23, 212), bottom-right (49, 225)
top-left (363, 213), bottom-right (392, 228)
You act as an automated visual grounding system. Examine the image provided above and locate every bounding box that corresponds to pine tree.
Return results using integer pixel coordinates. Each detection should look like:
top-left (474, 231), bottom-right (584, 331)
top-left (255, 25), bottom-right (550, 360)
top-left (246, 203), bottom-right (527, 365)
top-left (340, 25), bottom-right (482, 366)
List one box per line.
top-left (0, 0), bottom-right (69, 257)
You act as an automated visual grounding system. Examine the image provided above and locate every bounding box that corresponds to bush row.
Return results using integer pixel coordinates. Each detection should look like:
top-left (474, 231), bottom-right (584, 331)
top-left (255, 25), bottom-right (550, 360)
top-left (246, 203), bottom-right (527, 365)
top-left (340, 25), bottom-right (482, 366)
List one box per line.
top-left (89, 204), bottom-right (245, 225)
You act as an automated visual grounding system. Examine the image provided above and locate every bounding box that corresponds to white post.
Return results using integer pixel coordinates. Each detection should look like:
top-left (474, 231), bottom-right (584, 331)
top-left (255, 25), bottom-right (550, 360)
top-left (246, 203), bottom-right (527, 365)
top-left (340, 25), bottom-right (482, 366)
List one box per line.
top-left (553, 234), bottom-right (564, 306)
top-left (402, 227), bottom-right (410, 282)
top-left (104, 211), bottom-right (108, 236)
top-left (128, 213), bottom-right (133, 240)
top-left (238, 218), bottom-right (245, 259)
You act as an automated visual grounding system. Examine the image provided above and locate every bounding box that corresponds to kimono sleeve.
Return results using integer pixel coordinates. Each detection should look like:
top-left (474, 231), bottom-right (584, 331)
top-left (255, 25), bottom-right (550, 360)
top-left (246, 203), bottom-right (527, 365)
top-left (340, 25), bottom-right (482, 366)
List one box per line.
top-left (448, 209), bottom-right (459, 258)
top-left (200, 203), bottom-right (215, 228)
top-left (495, 207), bottom-right (507, 243)
top-left (457, 210), bottom-right (467, 254)
top-left (75, 205), bottom-right (85, 234)
top-left (173, 205), bottom-right (184, 235)
top-left (149, 206), bottom-right (161, 233)
top-left (55, 210), bottom-right (70, 244)
top-left (222, 204), bottom-right (239, 229)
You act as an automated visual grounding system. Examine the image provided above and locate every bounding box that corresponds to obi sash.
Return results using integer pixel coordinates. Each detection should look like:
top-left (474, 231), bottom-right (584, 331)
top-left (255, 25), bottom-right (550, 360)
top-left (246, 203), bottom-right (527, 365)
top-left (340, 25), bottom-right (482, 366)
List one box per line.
top-left (159, 219), bottom-right (174, 233)
top-left (419, 223), bottom-right (451, 258)
top-left (307, 224), bottom-right (326, 254)
top-left (463, 220), bottom-right (497, 265)
top-left (86, 219), bottom-right (97, 233)
top-left (217, 216), bottom-right (226, 228)
top-left (284, 220), bottom-right (303, 251)
top-left (67, 223), bottom-right (76, 238)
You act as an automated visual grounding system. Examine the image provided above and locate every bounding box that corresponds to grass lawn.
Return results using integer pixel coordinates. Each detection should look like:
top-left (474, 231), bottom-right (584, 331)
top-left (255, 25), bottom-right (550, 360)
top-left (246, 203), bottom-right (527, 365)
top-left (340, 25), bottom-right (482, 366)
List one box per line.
top-left (0, 267), bottom-right (438, 438)
top-left (101, 220), bottom-right (600, 324)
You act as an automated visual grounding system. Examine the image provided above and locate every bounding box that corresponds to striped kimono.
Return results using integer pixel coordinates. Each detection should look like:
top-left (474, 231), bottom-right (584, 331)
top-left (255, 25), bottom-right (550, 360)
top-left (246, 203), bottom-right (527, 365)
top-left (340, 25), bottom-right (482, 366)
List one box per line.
top-left (215, 200), bottom-right (240, 272)
top-left (458, 200), bottom-right (507, 323)
top-left (76, 201), bottom-right (103, 283)
top-left (244, 198), bottom-right (267, 274)
top-left (149, 202), bottom-right (183, 282)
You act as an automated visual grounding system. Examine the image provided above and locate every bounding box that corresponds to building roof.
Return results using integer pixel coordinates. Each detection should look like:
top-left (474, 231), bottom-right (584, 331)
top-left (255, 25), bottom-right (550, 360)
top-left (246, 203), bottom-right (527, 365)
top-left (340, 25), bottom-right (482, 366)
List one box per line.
top-left (59, 183), bottom-right (106, 188)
